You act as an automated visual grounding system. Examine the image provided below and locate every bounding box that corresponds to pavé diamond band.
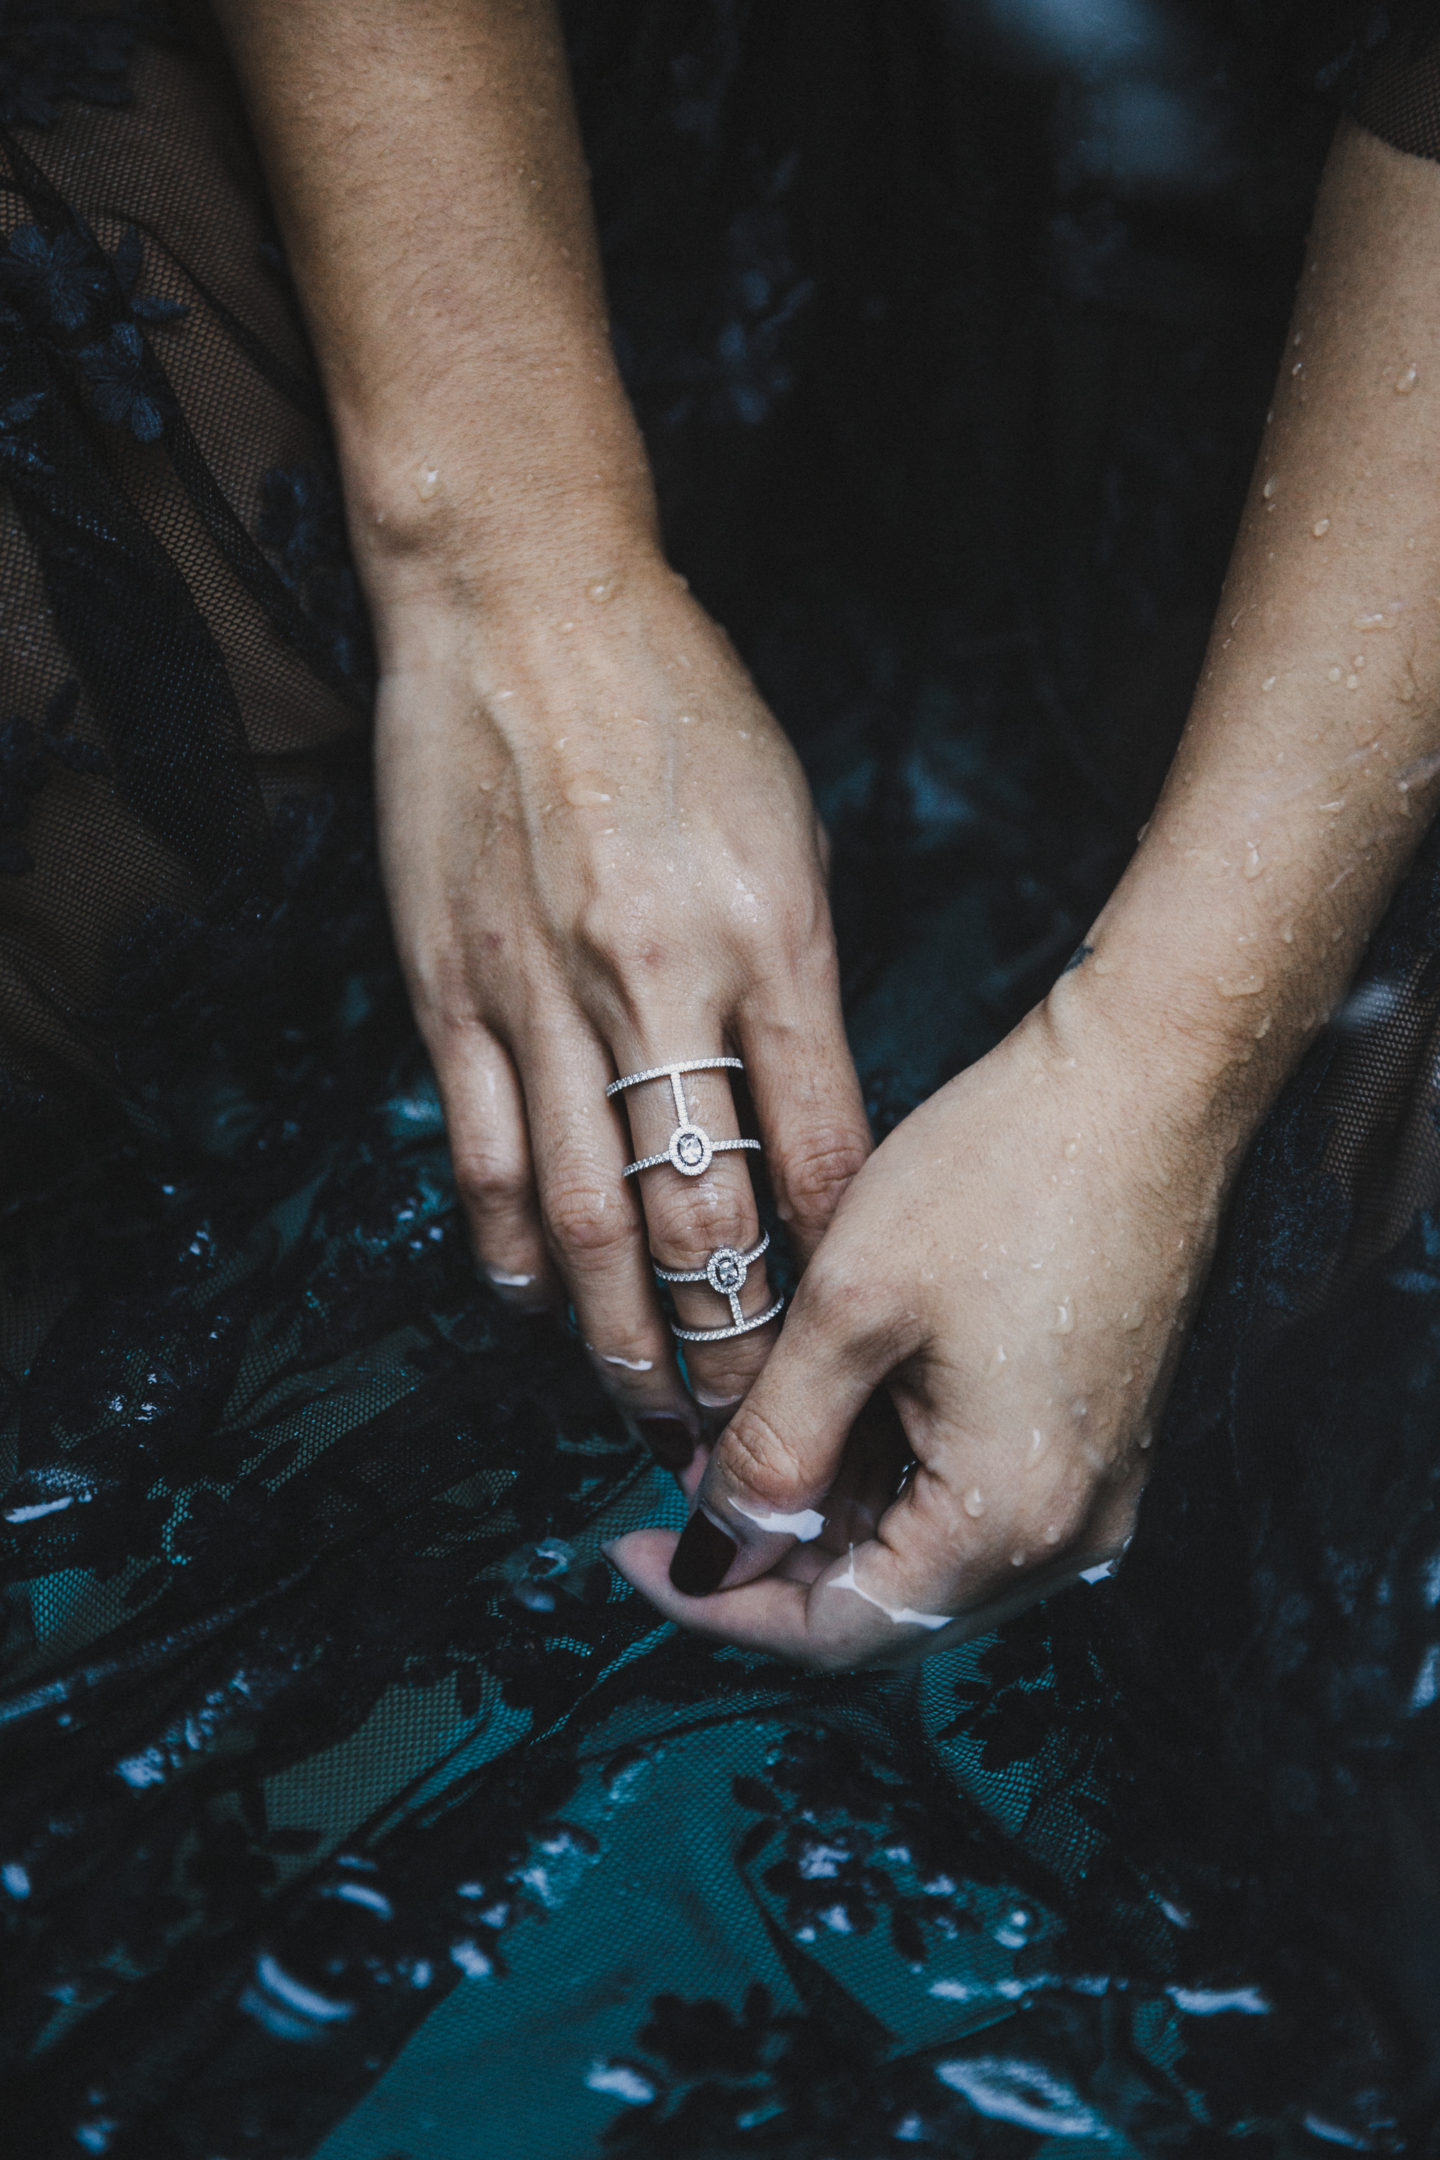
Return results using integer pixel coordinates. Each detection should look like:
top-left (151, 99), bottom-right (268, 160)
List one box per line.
top-left (655, 1231), bottom-right (782, 1344)
top-left (607, 1057), bottom-right (761, 1182)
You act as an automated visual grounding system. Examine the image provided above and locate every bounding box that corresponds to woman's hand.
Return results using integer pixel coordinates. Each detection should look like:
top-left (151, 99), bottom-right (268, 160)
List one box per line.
top-left (212, 0), bottom-right (870, 1465)
top-left (612, 118), bottom-right (1440, 1655)
top-left (607, 971), bottom-right (1242, 1663)
top-left (374, 547), bottom-right (870, 1467)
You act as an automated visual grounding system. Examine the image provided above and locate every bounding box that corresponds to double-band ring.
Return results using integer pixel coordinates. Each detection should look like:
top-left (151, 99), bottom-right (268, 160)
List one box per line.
top-left (655, 1231), bottom-right (782, 1343)
top-left (607, 1058), bottom-right (761, 1182)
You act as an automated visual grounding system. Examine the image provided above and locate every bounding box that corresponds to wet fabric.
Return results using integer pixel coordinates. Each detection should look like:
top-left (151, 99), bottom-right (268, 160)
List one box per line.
top-left (4, 3), bottom-right (1440, 2155)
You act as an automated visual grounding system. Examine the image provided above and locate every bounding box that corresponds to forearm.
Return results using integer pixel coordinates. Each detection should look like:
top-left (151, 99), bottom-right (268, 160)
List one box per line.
top-left (1058, 120), bottom-right (1440, 1142)
top-left (210, 0), bottom-right (659, 614)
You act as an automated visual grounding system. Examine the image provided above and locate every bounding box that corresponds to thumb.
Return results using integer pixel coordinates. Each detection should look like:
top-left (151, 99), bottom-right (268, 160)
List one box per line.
top-left (666, 1274), bottom-right (907, 1598)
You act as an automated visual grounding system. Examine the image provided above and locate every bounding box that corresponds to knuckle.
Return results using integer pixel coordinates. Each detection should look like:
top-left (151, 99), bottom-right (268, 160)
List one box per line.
top-left (716, 1405), bottom-right (810, 1511)
top-left (647, 1184), bottom-right (757, 1271)
top-left (543, 1179), bottom-right (633, 1261)
top-left (576, 894), bottom-right (672, 981)
top-left (775, 1129), bottom-right (869, 1224)
top-left (453, 1150), bottom-right (529, 1215)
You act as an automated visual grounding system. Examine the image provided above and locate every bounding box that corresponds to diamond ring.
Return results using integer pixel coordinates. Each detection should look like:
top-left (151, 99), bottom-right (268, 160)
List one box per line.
top-left (655, 1232), bottom-right (783, 1344)
top-left (607, 1058), bottom-right (761, 1181)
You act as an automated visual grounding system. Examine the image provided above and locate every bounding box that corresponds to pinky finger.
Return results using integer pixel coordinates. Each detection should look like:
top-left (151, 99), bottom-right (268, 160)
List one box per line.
top-left (433, 1018), bottom-right (557, 1309)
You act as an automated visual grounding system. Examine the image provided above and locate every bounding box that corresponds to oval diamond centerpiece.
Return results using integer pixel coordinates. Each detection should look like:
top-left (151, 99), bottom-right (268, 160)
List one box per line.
top-left (669, 1124), bottom-right (713, 1177)
top-left (707, 1249), bottom-right (746, 1296)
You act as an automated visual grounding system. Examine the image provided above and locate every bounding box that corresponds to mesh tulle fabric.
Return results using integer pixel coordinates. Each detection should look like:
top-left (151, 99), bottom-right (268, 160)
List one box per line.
top-left (4, 5), bottom-right (1440, 2157)
top-left (1357, 29), bottom-right (1440, 162)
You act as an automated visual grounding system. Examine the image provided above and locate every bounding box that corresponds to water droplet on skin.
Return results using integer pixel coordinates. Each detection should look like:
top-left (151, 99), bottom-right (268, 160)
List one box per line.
top-left (1291, 360), bottom-right (1303, 377)
top-left (1244, 843), bottom-right (1262, 878)
top-left (1318, 799), bottom-right (1345, 815)
top-left (1050, 1298), bottom-right (1075, 1336)
top-left (1261, 675), bottom-right (1277, 692)
top-left (1254, 1013), bottom-right (1272, 1039)
top-left (985, 1345), bottom-right (1007, 1377)
top-left (1063, 1138), bottom-right (1081, 1160)
top-left (1029, 1428), bottom-right (1046, 1457)
top-left (1312, 518), bottom-right (1330, 538)
top-left (1282, 922), bottom-right (1295, 942)
top-left (678, 714), bottom-right (695, 724)
top-left (1262, 476), bottom-right (1278, 499)
top-left (1346, 674), bottom-right (1360, 690)
top-left (1328, 666), bottom-right (1343, 684)
top-left (1010, 1551), bottom-right (1026, 1568)
top-left (1215, 972), bottom-right (1266, 997)
top-left (963, 1487), bottom-right (986, 1519)
top-left (1396, 364), bottom-right (1418, 394)
top-left (1043, 1523), bottom-right (1061, 1544)
top-left (586, 580), bottom-right (613, 603)
top-left (414, 461), bottom-right (441, 500)
top-left (1121, 1305), bottom-right (1146, 1330)
top-left (1137, 1427), bottom-right (1154, 1450)
top-left (564, 779), bottom-right (612, 808)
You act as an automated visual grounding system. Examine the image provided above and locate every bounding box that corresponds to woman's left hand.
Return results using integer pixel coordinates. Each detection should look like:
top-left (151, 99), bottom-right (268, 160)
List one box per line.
top-left (607, 970), bottom-right (1244, 1666)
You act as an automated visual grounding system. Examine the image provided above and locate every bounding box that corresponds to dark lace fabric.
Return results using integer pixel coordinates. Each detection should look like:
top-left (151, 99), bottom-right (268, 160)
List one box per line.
top-left (4, 4), bottom-right (1440, 2156)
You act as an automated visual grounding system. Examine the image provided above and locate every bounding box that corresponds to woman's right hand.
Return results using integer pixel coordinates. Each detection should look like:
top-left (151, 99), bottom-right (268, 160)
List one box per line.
top-left (373, 543), bottom-right (872, 1475)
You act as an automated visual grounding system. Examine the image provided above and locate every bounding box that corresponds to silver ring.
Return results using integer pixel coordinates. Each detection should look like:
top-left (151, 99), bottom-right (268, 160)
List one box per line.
top-left (671, 1295), bottom-right (785, 1346)
top-left (656, 1233), bottom-right (781, 1342)
top-left (608, 1057), bottom-right (759, 1182)
top-left (655, 1230), bottom-right (770, 1292)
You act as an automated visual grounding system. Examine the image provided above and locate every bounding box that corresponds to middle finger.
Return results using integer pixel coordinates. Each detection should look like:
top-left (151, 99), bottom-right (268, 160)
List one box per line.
top-left (608, 1048), bottom-right (781, 1409)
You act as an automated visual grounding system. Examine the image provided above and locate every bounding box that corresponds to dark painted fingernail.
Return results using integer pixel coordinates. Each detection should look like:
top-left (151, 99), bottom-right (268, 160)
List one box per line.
top-left (636, 1414), bottom-right (697, 1472)
top-left (669, 1510), bottom-right (737, 1597)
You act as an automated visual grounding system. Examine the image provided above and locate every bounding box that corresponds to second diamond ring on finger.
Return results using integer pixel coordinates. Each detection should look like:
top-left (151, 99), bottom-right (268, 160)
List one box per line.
top-left (655, 1233), bottom-right (783, 1344)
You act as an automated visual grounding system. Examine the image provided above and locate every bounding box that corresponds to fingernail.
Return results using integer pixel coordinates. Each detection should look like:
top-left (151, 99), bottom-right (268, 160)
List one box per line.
top-left (636, 1414), bottom-right (697, 1471)
top-left (668, 1510), bottom-right (738, 1597)
top-left (481, 1265), bottom-right (551, 1312)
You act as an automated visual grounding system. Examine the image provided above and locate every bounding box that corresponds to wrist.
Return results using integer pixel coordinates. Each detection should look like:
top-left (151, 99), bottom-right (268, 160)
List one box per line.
top-left (330, 338), bottom-right (662, 619)
top-left (1044, 826), bottom-right (1378, 1163)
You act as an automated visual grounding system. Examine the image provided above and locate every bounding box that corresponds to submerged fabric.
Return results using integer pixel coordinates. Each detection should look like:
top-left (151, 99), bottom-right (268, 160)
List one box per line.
top-left (4, 3), bottom-right (1440, 2154)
